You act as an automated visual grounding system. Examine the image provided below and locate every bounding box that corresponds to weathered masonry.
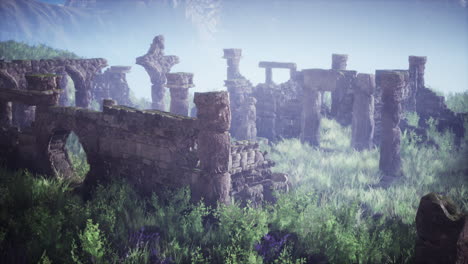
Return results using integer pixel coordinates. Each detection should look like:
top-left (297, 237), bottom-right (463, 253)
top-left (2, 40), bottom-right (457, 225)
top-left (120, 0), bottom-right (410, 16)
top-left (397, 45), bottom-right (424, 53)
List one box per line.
top-left (0, 70), bottom-right (288, 206)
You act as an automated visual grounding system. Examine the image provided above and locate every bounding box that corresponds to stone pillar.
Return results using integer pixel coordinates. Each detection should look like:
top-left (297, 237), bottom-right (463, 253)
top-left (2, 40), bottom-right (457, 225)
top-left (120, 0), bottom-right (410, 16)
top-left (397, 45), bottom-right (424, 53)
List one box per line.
top-left (107, 66), bottom-right (132, 106)
top-left (223, 49), bottom-right (243, 80)
top-left (378, 70), bottom-right (407, 179)
top-left (166, 72), bottom-right (194, 116)
top-left (0, 101), bottom-right (12, 128)
top-left (301, 69), bottom-right (323, 147)
top-left (136, 35), bottom-right (180, 111)
top-left (194, 91), bottom-right (232, 206)
top-left (225, 79), bottom-right (256, 140)
top-left (331, 54), bottom-right (348, 70)
top-left (407, 56), bottom-right (427, 112)
top-left (351, 73), bottom-right (375, 150)
top-left (330, 54), bottom-right (349, 119)
top-left (265, 68), bottom-right (273, 84)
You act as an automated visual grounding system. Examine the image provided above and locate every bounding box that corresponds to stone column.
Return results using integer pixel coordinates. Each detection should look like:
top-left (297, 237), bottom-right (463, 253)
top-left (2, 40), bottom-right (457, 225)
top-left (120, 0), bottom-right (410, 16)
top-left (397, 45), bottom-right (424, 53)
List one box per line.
top-left (0, 101), bottom-right (12, 128)
top-left (331, 54), bottom-right (348, 70)
top-left (351, 73), bottom-right (375, 150)
top-left (225, 79), bottom-right (256, 140)
top-left (194, 91), bottom-right (232, 206)
top-left (166, 72), bottom-right (194, 116)
top-left (223, 49), bottom-right (243, 80)
top-left (330, 54), bottom-right (349, 118)
top-left (301, 69), bottom-right (323, 147)
top-left (265, 68), bottom-right (273, 84)
top-left (378, 70), bottom-right (407, 179)
top-left (107, 66), bottom-right (132, 106)
top-left (407, 56), bottom-right (427, 112)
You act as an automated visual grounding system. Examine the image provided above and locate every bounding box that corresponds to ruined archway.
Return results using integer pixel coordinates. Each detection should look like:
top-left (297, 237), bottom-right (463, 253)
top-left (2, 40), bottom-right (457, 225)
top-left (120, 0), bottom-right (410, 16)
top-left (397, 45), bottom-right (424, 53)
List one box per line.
top-left (48, 130), bottom-right (90, 183)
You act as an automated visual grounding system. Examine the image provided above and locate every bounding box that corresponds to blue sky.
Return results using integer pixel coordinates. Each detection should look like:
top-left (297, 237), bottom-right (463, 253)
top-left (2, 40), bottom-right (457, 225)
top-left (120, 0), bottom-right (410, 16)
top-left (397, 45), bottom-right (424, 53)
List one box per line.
top-left (33, 0), bottom-right (468, 99)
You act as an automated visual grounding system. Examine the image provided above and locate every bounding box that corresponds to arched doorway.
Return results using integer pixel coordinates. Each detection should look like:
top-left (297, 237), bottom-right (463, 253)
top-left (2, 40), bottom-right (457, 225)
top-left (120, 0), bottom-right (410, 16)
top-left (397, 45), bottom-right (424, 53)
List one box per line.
top-left (48, 130), bottom-right (90, 183)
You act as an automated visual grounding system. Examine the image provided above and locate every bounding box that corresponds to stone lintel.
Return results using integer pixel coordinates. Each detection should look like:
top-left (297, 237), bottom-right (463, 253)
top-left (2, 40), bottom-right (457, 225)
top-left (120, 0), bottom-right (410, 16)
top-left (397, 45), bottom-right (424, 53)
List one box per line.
top-left (0, 88), bottom-right (61, 106)
top-left (259, 61), bottom-right (297, 70)
top-left (108, 66), bottom-right (131, 73)
top-left (223, 49), bottom-right (242, 59)
top-left (302, 69), bottom-right (343, 91)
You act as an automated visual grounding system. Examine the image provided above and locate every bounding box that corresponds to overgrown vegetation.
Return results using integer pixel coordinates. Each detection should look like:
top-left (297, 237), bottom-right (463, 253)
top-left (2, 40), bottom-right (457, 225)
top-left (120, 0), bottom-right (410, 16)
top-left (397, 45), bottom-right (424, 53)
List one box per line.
top-left (446, 90), bottom-right (468, 113)
top-left (1, 116), bottom-right (466, 264)
top-left (0, 40), bottom-right (80, 60)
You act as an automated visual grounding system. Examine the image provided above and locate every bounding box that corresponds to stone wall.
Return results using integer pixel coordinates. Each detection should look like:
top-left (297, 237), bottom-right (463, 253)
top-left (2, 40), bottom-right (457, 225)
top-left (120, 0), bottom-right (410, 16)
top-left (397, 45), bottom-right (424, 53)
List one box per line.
top-left (1, 72), bottom-right (285, 205)
top-left (230, 140), bottom-right (289, 207)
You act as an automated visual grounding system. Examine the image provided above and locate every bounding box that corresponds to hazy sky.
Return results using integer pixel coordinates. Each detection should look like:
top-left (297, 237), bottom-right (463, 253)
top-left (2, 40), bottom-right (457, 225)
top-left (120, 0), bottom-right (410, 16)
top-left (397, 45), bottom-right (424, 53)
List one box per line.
top-left (34, 0), bottom-right (468, 99)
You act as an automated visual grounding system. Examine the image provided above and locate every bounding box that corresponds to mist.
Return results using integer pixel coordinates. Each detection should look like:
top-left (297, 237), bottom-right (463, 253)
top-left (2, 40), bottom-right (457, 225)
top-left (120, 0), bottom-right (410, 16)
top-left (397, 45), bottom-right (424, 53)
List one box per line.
top-left (12, 0), bottom-right (468, 99)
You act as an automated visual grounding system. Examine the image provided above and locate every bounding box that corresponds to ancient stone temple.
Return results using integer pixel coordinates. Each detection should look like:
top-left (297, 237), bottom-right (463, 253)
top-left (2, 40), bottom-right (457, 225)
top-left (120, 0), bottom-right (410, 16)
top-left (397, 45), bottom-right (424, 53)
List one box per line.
top-left (166, 72), bottom-right (194, 116)
top-left (223, 49), bottom-right (257, 141)
top-left (378, 70), bottom-right (407, 180)
top-left (351, 73), bottom-right (375, 150)
top-left (136, 35), bottom-right (179, 111)
top-left (93, 66), bottom-right (132, 108)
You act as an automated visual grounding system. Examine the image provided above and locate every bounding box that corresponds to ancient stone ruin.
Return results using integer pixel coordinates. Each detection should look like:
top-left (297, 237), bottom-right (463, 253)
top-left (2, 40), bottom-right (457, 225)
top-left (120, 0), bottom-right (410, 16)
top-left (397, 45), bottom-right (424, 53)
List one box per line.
top-left (351, 73), bottom-right (375, 150)
top-left (0, 64), bottom-right (288, 206)
top-left (93, 65), bottom-right (133, 108)
top-left (166, 72), bottom-right (194, 116)
top-left (0, 58), bottom-right (107, 128)
top-left (136, 35), bottom-right (179, 111)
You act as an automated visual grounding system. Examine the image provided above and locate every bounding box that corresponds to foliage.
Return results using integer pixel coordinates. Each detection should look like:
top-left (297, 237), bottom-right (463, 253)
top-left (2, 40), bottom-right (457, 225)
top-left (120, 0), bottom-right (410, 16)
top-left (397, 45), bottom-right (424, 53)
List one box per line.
top-left (1, 114), bottom-right (467, 263)
top-left (0, 40), bottom-right (80, 60)
top-left (445, 90), bottom-right (468, 113)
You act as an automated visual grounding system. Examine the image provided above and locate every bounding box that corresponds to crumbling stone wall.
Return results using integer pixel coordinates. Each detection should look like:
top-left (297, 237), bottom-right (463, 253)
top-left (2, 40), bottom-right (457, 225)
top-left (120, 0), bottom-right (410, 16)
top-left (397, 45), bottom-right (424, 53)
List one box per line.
top-left (223, 49), bottom-right (258, 141)
top-left (0, 58), bottom-right (107, 128)
top-left (92, 66), bottom-right (132, 107)
top-left (230, 140), bottom-right (288, 207)
top-left (253, 61), bottom-right (302, 141)
top-left (136, 35), bottom-right (179, 111)
top-left (1, 71), bottom-right (285, 205)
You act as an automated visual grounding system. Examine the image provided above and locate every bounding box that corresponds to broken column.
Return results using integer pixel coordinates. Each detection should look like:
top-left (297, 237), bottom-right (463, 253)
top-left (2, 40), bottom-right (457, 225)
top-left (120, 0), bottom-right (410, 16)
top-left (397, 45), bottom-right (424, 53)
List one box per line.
top-left (166, 72), bottom-right (194, 116)
top-left (330, 54), bottom-right (349, 118)
top-left (351, 73), bottom-right (375, 150)
top-left (225, 79), bottom-right (256, 140)
top-left (106, 66), bottom-right (132, 106)
top-left (407, 56), bottom-right (427, 112)
top-left (223, 49), bottom-right (243, 80)
top-left (136, 35), bottom-right (180, 111)
top-left (194, 91), bottom-right (232, 205)
top-left (378, 70), bottom-right (407, 179)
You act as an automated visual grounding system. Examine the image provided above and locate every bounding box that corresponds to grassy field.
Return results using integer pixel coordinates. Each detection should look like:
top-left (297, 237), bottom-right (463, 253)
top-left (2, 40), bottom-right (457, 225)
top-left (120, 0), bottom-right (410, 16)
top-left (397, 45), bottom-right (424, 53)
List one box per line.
top-left (1, 115), bottom-right (467, 264)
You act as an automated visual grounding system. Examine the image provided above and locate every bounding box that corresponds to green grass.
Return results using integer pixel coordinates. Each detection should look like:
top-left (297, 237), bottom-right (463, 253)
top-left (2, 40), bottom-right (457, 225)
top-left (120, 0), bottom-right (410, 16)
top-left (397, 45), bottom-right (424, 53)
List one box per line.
top-left (1, 116), bottom-right (466, 263)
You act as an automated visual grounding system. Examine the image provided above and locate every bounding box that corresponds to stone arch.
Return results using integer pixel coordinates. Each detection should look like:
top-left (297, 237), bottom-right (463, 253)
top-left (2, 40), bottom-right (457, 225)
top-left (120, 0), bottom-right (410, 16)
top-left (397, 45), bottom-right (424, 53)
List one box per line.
top-left (65, 65), bottom-right (88, 108)
top-left (47, 129), bottom-right (90, 181)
